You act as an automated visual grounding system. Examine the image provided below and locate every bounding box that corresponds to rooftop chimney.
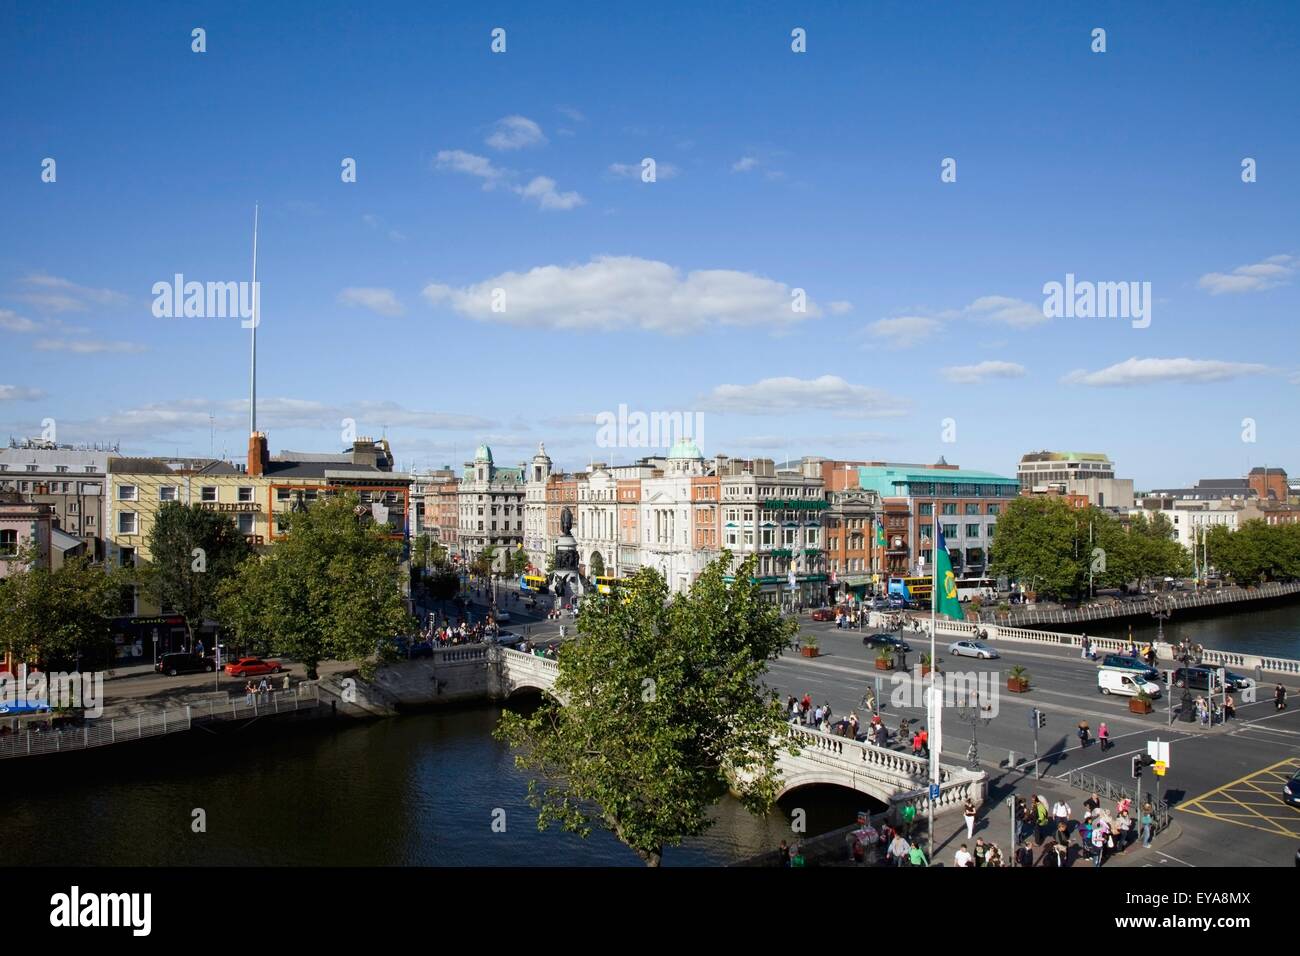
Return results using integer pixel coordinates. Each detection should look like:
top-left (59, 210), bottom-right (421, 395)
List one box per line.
top-left (248, 432), bottom-right (269, 477)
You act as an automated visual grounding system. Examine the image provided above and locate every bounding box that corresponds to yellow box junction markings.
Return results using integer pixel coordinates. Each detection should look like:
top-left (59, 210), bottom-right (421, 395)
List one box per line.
top-left (1177, 758), bottom-right (1300, 840)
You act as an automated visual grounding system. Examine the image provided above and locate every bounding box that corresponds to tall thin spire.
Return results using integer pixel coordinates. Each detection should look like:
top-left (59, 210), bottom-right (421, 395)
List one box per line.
top-left (250, 202), bottom-right (260, 435)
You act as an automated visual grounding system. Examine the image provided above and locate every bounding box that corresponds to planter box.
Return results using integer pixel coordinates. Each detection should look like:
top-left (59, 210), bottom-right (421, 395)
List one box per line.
top-left (1129, 698), bottom-right (1153, 714)
top-left (875, 659), bottom-right (895, 671)
top-left (1007, 677), bottom-right (1029, 693)
top-left (800, 646), bottom-right (820, 658)
top-left (921, 665), bottom-right (933, 677)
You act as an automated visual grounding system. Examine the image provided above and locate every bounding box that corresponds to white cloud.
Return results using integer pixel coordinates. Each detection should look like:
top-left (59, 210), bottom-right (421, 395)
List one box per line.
top-left (14, 274), bottom-right (129, 313)
top-left (0, 309), bottom-right (38, 333)
top-left (434, 149), bottom-right (508, 188)
top-left (700, 375), bottom-right (909, 418)
top-left (942, 360), bottom-right (1027, 384)
top-left (513, 176), bottom-right (585, 211)
top-left (1062, 357), bottom-right (1270, 387)
top-left (828, 300), bottom-right (853, 315)
top-left (732, 156), bottom-right (759, 173)
top-left (0, 385), bottom-right (43, 401)
top-left (1198, 254), bottom-right (1296, 294)
top-left (486, 115), bottom-right (547, 151)
top-left (961, 295), bottom-right (1046, 327)
top-left (423, 255), bottom-right (820, 333)
top-left (867, 316), bottom-right (942, 349)
top-left (338, 287), bottom-right (404, 317)
top-left (556, 106), bottom-right (586, 124)
top-left (608, 161), bottom-right (680, 180)
top-left (34, 338), bottom-right (146, 354)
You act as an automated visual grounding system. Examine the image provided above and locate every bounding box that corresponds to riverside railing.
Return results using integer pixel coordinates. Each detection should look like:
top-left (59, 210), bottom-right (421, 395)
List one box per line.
top-left (0, 683), bottom-right (321, 760)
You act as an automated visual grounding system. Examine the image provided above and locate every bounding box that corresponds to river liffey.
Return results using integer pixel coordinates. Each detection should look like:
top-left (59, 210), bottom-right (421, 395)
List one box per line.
top-left (1090, 599), bottom-right (1300, 658)
top-left (5, 702), bottom-right (871, 866)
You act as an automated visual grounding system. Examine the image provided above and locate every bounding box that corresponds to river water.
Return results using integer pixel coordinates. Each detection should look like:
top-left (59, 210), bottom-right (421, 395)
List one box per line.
top-left (1089, 599), bottom-right (1300, 659)
top-left (6, 702), bottom-right (869, 867)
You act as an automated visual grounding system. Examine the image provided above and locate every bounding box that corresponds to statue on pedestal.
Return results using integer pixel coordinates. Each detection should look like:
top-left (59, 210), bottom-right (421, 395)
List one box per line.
top-left (549, 506), bottom-right (584, 598)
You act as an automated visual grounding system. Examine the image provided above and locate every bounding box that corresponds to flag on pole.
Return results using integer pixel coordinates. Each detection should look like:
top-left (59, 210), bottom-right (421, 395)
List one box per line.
top-left (875, 518), bottom-right (886, 550)
top-left (933, 524), bottom-right (964, 620)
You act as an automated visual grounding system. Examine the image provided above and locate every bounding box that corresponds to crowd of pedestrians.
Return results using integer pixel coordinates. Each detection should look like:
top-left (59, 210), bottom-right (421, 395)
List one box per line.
top-left (1013, 791), bottom-right (1156, 866)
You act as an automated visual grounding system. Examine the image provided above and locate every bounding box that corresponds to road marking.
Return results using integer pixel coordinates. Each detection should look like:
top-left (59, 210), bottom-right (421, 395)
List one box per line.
top-left (1177, 757), bottom-right (1300, 840)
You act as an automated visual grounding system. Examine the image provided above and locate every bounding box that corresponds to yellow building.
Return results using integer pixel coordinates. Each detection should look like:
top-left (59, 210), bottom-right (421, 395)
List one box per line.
top-left (106, 434), bottom-right (410, 621)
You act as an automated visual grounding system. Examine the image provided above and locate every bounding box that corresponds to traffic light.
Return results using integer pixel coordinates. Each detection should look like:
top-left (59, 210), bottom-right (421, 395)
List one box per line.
top-left (1132, 755), bottom-right (1143, 779)
top-left (1036, 709), bottom-right (1047, 729)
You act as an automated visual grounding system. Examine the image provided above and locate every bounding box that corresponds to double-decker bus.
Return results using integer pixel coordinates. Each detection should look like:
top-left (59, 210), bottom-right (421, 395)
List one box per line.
top-left (519, 574), bottom-right (548, 592)
top-left (955, 577), bottom-right (998, 602)
top-left (593, 575), bottom-right (621, 596)
top-left (888, 576), bottom-right (933, 605)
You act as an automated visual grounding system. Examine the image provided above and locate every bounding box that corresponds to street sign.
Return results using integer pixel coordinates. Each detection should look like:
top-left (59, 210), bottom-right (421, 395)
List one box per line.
top-left (1147, 740), bottom-right (1170, 767)
top-left (1154, 760), bottom-right (1167, 777)
top-left (929, 783), bottom-right (941, 800)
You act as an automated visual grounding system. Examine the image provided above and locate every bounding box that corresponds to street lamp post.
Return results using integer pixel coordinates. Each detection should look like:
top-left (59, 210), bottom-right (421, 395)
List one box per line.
top-left (1150, 591), bottom-right (1193, 722)
top-left (954, 687), bottom-right (994, 771)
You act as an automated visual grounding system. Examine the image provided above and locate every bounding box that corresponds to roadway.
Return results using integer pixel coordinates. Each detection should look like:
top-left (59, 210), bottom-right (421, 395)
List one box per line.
top-left (770, 615), bottom-right (1300, 866)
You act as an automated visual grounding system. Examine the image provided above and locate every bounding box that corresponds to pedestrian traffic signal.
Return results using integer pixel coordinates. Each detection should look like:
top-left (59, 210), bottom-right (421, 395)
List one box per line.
top-left (1036, 709), bottom-right (1047, 729)
top-left (1132, 755), bottom-right (1143, 779)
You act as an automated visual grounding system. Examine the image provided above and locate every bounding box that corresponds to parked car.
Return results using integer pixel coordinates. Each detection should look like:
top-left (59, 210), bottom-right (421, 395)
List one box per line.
top-left (869, 597), bottom-right (889, 611)
top-left (887, 595), bottom-right (908, 609)
top-left (948, 640), bottom-right (999, 660)
top-left (862, 633), bottom-right (912, 653)
top-left (1098, 669), bottom-right (1162, 698)
top-left (1170, 666), bottom-right (1225, 691)
top-left (1100, 654), bottom-right (1161, 682)
top-left (224, 657), bottom-right (284, 677)
top-left (1283, 768), bottom-right (1300, 808)
top-left (155, 653), bottom-right (216, 676)
top-left (494, 609), bottom-right (511, 623)
top-left (810, 607), bottom-right (836, 622)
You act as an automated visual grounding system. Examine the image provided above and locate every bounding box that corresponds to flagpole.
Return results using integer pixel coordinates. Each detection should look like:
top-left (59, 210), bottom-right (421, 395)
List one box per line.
top-left (927, 514), bottom-right (940, 862)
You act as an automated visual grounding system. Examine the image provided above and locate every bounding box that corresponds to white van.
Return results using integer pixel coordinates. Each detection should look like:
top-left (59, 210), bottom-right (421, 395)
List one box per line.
top-left (1098, 669), bottom-right (1162, 698)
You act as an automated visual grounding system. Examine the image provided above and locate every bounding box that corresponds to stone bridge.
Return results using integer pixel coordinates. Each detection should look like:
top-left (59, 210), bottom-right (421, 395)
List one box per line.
top-left (490, 647), bottom-right (986, 817)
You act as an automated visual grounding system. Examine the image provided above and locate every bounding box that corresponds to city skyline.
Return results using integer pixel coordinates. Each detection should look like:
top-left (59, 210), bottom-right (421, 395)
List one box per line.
top-left (3, 1), bottom-right (1298, 488)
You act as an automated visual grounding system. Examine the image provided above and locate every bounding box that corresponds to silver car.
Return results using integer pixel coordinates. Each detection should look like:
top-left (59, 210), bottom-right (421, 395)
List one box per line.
top-left (948, 640), bottom-right (999, 660)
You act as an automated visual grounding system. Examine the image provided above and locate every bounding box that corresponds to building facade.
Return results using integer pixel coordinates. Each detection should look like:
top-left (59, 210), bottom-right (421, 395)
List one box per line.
top-left (0, 440), bottom-right (114, 560)
top-left (457, 445), bottom-right (525, 564)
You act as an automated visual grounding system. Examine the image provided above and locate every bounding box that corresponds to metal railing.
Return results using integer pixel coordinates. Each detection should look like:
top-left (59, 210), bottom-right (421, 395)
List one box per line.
top-left (0, 683), bottom-right (320, 760)
top-left (1063, 768), bottom-right (1171, 832)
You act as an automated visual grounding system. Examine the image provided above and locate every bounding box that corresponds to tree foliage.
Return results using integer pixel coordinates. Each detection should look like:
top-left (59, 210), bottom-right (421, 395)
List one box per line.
top-left (588, 551), bottom-right (606, 579)
top-left (495, 552), bottom-right (796, 866)
top-left (990, 498), bottom-right (1191, 600)
top-left (1205, 520), bottom-right (1300, 585)
top-left (0, 552), bottom-right (126, 667)
top-left (216, 493), bottom-right (413, 678)
top-left (141, 502), bottom-right (252, 641)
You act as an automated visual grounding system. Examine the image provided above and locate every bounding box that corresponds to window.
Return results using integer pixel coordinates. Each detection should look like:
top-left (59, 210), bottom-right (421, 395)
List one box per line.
top-left (943, 524), bottom-right (958, 538)
top-left (941, 503), bottom-right (956, 515)
top-left (965, 503), bottom-right (980, 515)
top-left (918, 503), bottom-right (933, 516)
top-left (119, 484), bottom-right (138, 501)
top-left (0, 530), bottom-right (17, 558)
top-left (19, 481), bottom-right (29, 492)
top-left (55, 465), bottom-right (68, 473)
top-left (26, 465), bottom-right (37, 472)
top-left (238, 486), bottom-right (254, 503)
top-left (118, 512), bottom-right (138, 534)
top-left (238, 514), bottom-right (256, 534)
top-left (85, 466), bottom-right (96, 473)
top-left (201, 486), bottom-right (217, 502)
top-left (988, 504), bottom-right (1000, 516)
top-left (160, 486), bottom-right (178, 501)
top-left (966, 524), bottom-right (980, 538)
top-left (277, 488), bottom-right (291, 501)
top-left (119, 546), bottom-right (135, 568)
top-left (988, 523), bottom-right (997, 538)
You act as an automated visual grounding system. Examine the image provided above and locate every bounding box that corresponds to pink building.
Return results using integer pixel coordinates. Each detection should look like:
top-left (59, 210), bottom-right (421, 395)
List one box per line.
top-left (0, 494), bottom-right (55, 579)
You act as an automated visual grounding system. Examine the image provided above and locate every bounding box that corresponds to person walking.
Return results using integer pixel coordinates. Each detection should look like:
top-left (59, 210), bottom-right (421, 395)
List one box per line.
top-left (1115, 810), bottom-right (1132, 851)
top-left (918, 726), bottom-right (929, 759)
top-left (907, 841), bottom-right (928, 867)
top-left (1091, 824), bottom-right (1107, 867)
top-left (1051, 798), bottom-right (1071, 836)
top-left (1140, 800), bottom-right (1155, 848)
top-left (1275, 684), bottom-right (1288, 711)
top-left (901, 802), bottom-right (917, 838)
top-left (1034, 796), bottom-right (1049, 845)
top-left (1098, 721), bottom-right (1110, 752)
top-left (954, 843), bottom-right (973, 868)
top-left (1077, 721), bottom-right (1090, 749)
top-left (888, 831), bottom-right (910, 867)
top-left (777, 839), bottom-right (790, 867)
top-left (1015, 840), bottom-right (1035, 867)
top-left (963, 799), bottom-right (977, 840)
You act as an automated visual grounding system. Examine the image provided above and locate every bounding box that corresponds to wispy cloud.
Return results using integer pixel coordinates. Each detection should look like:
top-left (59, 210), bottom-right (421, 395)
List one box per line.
top-left (556, 106), bottom-right (585, 124)
top-left (0, 309), bottom-right (39, 333)
top-left (867, 316), bottom-right (942, 349)
top-left (513, 176), bottom-right (585, 211)
top-left (34, 338), bottom-right (146, 354)
top-left (434, 149), bottom-right (508, 188)
top-left (13, 274), bottom-right (129, 313)
top-left (960, 295), bottom-right (1046, 328)
top-left (732, 156), bottom-right (759, 173)
top-left (0, 385), bottom-right (43, 401)
top-left (1197, 254), bottom-right (1296, 294)
top-left (338, 287), bottom-right (404, 317)
top-left (828, 300), bottom-right (853, 315)
top-left (700, 375), bottom-right (909, 419)
top-left (423, 256), bottom-right (821, 334)
top-left (942, 360), bottom-right (1027, 384)
top-left (435, 150), bottom-right (583, 210)
top-left (486, 115), bottom-right (547, 151)
top-left (1063, 357), bottom-right (1269, 387)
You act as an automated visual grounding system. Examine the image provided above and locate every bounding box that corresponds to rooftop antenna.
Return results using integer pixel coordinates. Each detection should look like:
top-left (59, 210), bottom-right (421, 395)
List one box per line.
top-left (249, 202), bottom-right (260, 435)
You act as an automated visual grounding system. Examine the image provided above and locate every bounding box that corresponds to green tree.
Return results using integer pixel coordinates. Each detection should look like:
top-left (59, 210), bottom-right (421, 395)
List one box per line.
top-left (0, 552), bottom-right (126, 667)
top-left (411, 533), bottom-right (448, 570)
top-left (508, 547), bottom-right (530, 576)
top-left (471, 546), bottom-right (496, 579)
top-left (588, 551), bottom-right (606, 579)
top-left (1206, 520), bottom-right (1300, 584)
top-left (141, 502), bottom-right (252, 645)
top-left (496, 552), bottom-right (796, 866)
top-left (988, 497), bottom-right (1087, 599)
top-left (216, 493), bottom-right (413, 679)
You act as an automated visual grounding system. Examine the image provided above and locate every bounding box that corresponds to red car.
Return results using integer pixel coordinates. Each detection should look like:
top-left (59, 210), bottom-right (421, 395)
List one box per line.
top-left (224, 657), bottom-right (283, 677)
top-left (811, 608), bottom-right (836, 622)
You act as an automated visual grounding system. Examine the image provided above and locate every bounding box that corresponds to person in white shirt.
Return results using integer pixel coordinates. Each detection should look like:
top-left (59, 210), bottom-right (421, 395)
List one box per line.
top-left (954, 844), bottom-right (974, 868)
top-left (1052, 800), bottom-right (1071, 832)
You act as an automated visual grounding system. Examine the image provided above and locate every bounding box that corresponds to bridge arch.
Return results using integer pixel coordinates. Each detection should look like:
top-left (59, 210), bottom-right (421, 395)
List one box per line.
top-left (775, 767), bottom-right (903, 805)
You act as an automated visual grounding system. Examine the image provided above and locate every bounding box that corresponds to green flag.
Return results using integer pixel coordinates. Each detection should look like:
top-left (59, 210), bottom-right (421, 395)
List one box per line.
top-left (875, 518), bottom-right (886, 549)
top-left (933, 524), bottom-right (964, 619)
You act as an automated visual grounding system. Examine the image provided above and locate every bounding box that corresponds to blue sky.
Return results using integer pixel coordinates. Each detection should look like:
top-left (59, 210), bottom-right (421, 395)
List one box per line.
top-left (2, 0), bottom-right (1297, 488)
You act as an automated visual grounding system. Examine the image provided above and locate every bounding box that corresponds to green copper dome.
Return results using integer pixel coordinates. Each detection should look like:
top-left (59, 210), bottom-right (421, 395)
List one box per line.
top-left (474, 444), bottom-right (493, 463)
top-left (667, 438), bottom-right (703, 460)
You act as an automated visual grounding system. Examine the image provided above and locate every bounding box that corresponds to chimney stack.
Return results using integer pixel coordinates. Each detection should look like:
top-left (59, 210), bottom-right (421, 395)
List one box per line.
top-left (248, 431), bottom-right (269, 477)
